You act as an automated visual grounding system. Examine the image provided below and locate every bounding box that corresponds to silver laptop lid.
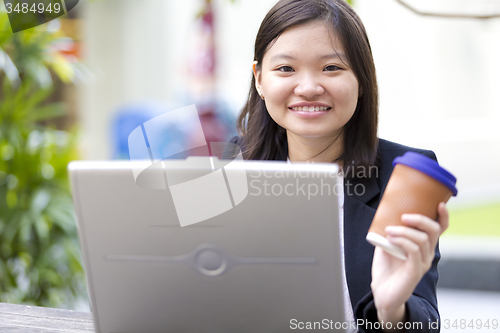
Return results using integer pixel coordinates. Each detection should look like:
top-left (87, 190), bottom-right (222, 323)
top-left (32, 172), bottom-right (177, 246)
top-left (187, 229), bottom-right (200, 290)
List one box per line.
top-left (69, 158), bottom-right (345, 333)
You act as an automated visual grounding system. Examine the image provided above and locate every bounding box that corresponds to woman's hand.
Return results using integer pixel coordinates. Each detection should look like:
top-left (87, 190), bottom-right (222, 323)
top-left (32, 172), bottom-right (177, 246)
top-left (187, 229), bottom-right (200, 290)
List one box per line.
top-left (370, 202), bottom-right (449, 331)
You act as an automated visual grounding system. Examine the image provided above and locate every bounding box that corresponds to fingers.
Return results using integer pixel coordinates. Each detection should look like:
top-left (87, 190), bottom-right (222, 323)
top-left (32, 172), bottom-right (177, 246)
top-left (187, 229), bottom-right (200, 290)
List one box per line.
top-left (386, 225), bottom-right (433, 264)
top-left (399, 202), bottom-right (449, 243)
top-left (386, 232), bottom-right (421, 258)
top-left (401, 213), bottom-right (441, 248)
top-left (384, 203), bottom-right (449, 267)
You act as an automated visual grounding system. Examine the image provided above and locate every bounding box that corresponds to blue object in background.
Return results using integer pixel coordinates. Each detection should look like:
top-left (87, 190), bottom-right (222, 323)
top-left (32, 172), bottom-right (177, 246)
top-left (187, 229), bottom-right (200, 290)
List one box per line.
top-left (112, 102), bottom-right (164, 160)
top-left (112, 100), bottom-right (237, 160)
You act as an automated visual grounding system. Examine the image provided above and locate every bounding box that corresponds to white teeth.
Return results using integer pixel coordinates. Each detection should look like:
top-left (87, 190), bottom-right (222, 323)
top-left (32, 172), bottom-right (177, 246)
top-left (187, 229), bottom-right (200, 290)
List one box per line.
top-left (291, 106), bottom-right (329, 112)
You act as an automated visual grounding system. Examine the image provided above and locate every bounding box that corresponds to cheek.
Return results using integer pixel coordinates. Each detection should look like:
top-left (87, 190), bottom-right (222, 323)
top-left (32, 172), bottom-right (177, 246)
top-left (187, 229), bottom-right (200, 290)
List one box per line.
top-left (331, 79), bottom-right (359, 104)
top-left (262, 76), bottom-right (293, 104)
top-left (261, 77), bottom-right (289, 126)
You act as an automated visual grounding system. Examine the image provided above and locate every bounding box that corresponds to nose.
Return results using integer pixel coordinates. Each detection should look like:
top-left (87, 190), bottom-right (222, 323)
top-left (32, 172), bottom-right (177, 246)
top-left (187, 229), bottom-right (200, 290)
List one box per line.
top-left (294, 73), bottom-right (325, 99)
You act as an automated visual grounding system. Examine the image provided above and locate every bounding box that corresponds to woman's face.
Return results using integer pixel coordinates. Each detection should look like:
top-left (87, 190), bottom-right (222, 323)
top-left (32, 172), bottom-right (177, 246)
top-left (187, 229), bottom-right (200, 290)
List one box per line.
top-left (254, 21), bottom-right (360, 141)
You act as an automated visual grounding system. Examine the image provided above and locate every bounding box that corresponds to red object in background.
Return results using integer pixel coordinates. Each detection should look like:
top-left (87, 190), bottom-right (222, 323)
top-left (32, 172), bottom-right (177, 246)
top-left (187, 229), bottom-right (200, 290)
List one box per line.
top-left (189, 0), bottom-right (216, 81)
top-left (59, 41), bottom-right (80, 59)
top-left (184, 0), bottom-right (236, 154)
top-left (198, 105), bottom-right (228, 144)
top-left (186, 0), bottom-right (228, 149)
top-left (200, 0), bottom-right (216, 76)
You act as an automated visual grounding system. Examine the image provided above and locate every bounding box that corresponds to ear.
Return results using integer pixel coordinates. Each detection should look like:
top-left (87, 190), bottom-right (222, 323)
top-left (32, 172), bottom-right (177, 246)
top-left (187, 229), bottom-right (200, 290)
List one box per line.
top-left (252, 61), bottom-right (262, 92)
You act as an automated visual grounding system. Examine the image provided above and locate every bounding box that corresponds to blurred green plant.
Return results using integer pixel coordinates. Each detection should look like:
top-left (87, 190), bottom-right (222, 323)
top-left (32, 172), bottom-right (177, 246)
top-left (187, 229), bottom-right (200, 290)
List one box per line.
top-left (0, 9), bottom-right (87, 308)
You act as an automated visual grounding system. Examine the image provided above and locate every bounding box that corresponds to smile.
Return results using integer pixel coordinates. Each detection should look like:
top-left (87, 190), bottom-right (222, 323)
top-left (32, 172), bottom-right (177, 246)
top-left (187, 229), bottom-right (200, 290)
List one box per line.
top-left (289, 106), bottom-right (331, 112)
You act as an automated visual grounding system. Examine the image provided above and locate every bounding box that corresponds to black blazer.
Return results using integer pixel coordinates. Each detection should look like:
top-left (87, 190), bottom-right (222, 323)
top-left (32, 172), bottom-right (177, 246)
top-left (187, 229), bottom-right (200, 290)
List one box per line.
top-left (224, 136), bottom-right (440, 333)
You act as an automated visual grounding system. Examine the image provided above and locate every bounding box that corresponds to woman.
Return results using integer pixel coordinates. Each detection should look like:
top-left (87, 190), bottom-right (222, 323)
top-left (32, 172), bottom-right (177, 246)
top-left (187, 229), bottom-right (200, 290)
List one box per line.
top-left (226, 0), bottom-right (449, 332)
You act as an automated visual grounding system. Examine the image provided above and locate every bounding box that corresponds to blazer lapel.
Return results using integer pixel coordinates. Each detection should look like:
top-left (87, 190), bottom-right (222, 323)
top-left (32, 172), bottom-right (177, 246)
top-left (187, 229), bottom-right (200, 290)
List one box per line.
top-left (343, 175), bottom-right (380, 309)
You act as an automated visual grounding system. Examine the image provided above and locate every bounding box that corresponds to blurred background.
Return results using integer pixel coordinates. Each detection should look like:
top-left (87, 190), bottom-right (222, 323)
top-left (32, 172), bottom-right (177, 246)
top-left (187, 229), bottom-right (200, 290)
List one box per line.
top-left (0, 0), bottom-right (499, 328)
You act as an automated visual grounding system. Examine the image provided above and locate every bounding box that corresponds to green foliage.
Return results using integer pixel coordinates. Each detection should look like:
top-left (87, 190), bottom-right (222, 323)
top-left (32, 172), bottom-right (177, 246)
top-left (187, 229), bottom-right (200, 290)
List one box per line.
top-left (0, 9), bottom-right (86, 308)
top-left (1, 9), bottom-right (79, 86)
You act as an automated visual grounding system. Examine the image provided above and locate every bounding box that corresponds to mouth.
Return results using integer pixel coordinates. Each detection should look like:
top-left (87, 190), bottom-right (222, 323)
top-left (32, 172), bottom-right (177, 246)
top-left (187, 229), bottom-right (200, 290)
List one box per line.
top-left (289, 106), bottom-right (331, 112)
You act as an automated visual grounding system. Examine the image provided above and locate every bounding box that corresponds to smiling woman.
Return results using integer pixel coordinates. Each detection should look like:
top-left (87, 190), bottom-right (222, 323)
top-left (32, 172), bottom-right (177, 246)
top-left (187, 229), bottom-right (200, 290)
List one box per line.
top-left (227, 0), bottom-right (450, 332)
top-left (238, 0), bottom-right (377, 169)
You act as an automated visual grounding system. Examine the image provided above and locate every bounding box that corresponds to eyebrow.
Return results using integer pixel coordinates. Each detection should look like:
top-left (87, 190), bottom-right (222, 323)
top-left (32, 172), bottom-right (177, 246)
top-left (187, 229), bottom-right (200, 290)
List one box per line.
top-left (270, 53), bottom-right (346, 62)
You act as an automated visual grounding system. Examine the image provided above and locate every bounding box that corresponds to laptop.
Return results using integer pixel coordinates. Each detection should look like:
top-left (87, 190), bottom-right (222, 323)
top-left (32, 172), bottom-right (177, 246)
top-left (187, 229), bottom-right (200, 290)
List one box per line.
top-left (69, 156), bottom-right (345, 332)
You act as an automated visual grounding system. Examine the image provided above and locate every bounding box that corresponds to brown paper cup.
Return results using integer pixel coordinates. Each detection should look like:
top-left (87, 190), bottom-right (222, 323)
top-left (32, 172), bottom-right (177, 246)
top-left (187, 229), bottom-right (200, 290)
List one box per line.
top-left (367, 163), bottom-right (454, 260)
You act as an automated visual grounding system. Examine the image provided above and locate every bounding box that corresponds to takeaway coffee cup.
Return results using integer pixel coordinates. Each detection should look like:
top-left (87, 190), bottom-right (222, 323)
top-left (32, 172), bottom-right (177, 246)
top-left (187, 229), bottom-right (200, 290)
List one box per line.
top-left (366, 152), bottom-right (458, 260)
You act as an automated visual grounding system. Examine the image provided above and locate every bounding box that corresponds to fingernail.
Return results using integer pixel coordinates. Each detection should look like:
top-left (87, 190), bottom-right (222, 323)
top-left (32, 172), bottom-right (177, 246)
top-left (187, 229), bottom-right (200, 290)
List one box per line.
top-left (401, 214), bottom-right (415, 222)
top-left (385, 226), bottom-right (395, 234)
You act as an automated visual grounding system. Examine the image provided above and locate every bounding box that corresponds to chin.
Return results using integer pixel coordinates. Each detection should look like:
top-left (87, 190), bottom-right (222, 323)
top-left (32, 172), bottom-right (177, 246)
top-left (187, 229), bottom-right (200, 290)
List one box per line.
top-left (287, 127), bottom-right (336, 138)
top-left (291, 131), bottom-right (333, 139)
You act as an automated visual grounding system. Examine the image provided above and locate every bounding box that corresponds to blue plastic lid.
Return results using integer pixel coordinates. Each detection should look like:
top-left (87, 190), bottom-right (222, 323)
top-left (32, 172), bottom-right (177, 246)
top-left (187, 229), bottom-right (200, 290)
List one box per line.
top-left (393, 152), bottom-right (458, 196)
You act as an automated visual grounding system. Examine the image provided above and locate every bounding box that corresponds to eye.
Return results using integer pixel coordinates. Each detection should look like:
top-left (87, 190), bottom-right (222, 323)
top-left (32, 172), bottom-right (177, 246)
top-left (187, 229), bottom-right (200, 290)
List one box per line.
top-left (324, 65), bottom-right (341, 72)
top-left (277, 66), bottom-right (294, 73)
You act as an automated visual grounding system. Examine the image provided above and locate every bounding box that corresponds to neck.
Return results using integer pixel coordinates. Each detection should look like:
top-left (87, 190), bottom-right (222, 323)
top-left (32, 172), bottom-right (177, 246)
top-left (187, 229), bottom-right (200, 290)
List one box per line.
top-left (287, 131), bottom-right (344, 166)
